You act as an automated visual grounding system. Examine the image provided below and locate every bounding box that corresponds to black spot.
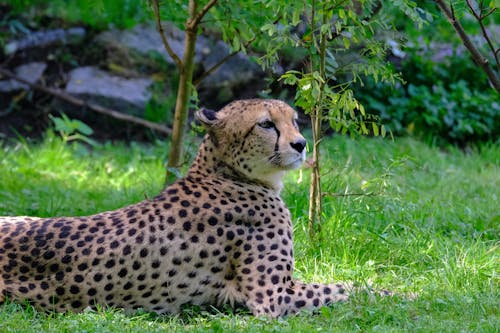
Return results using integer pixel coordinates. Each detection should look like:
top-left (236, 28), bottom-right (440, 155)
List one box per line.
top-left (105, 259), bottom-right (116, 268)
top-left (140, 248), bottom-right (148, 257)
top-left (123, 245), bottom-right (132, 256)
top-left (211, 267), bottom-right (222, 273)
top-left (77, 263), bottom-right (88, 271)
top-left (55, 240), bottom-right (66, 249)
top-left (295, 300), bottom-right (306, 308)
top-left (69, 285), bottom-right (80, 294)
top-left (208, 217), bottom-right (218, 226)
top-left (118, 268), bottom-right (128, 277)
top-left (167, 188), bottom-right (178, 195)
top-left (224, 212), bottom-right (233, 222)
top-left (71, 300), bottom-right (82, 309)
top-left (55, 286), bottom-right (65, 296)
top-left (43, 251), bottom-right (55, 260)
top-left (183, 222), bottom-right (192, 231)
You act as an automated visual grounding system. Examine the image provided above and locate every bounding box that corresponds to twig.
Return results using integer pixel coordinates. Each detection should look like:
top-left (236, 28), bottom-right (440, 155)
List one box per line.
top-left (434, 0), bottom-right (500, 93)
top-left (465, 0), bottom-right (499, 70)
top-left (0, 67), bottom-right (172, 135)
top-left (193, 36), bottom-right (256, 87)
top-left (189, 0), bottom-right (218, 29)
top-left (322, 191), bottom-right (379, 197)
top-left (151, 0), bottom-right (183, 71)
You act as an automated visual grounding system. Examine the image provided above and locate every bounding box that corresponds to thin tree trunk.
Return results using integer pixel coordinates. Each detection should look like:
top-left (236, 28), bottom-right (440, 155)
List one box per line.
top-left (165, 1), bottom-right (199, 184)
top-left (307, 1), bottom-right (327, 237)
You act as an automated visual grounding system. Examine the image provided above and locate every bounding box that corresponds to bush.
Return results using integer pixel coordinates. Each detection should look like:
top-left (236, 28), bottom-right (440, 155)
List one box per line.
top-left (356, 48), bottom-right (499, 146)
top-left (7, 0), bottom-right (148, 29)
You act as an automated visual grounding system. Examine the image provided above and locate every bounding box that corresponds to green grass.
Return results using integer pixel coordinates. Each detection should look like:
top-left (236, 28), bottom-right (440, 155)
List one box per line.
top-left (0, 132), bottom-right (498, 332)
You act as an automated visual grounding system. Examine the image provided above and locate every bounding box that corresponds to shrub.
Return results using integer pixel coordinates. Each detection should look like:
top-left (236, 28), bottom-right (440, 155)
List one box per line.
top-left (356, 48), bottom-right (499, 146)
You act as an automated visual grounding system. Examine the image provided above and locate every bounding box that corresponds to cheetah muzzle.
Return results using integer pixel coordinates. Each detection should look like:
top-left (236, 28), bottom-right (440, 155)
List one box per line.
top-left (0, 99), bottom-right (350, 317)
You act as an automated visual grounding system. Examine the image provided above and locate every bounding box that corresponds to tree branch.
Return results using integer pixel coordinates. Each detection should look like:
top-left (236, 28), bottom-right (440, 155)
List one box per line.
top-left (434, 0), bottom-right (500, 93)
top-left (188, 0), bottom-right (218, 29)
top-left (151, 0), bottom-right (184, 71)
top-left (465, 0), bottom-right (499, 70)
top-left (193, 36), bottom-right (256, 87)
top-left (322, 192), bottom-right (379, 197)
top-left (0, 67), bottom-right (172, 135)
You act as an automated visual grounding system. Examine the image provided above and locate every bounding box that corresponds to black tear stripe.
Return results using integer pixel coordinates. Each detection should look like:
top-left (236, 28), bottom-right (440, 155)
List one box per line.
top-left (274, 127), bottom-right (280, 152)
top-left (240, 124), bottom-right (256, 151)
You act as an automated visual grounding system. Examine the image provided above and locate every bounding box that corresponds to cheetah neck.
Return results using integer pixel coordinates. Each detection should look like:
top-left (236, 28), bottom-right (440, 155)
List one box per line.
top-left (187, 135), bottom-right (283, 193)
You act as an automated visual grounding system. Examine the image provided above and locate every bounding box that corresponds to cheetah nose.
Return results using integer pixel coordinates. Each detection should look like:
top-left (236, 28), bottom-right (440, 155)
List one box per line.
top-left (290, 138), bottom-right (306, 153)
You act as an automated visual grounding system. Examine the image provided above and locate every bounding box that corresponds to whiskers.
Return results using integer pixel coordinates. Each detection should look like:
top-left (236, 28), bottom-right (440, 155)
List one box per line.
top-left (267, 151), bottom-right (304, 168)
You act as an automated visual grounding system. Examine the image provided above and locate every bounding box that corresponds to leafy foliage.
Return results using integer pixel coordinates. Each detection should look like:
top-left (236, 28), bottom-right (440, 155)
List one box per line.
top-left (49, 113), bottom-right (99, 146)
top-left (8, 0), bottom-right (148, 29)
top-left (356, 47), bottom-right (500, 146)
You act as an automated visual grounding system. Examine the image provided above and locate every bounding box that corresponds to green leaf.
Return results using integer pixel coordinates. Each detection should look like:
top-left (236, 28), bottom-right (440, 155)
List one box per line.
top-left (338, 9), bottom-right (346, 20)
top-left (381, 125), bottom-right (387, 138)
top-left (372, 123), bottom-right (379, 136)
top-left (74, 120), bottom-right (94, 136)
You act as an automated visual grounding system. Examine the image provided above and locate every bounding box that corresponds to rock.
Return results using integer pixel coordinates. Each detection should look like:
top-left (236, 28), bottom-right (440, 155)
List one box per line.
top-left (4, 28), bottom-right (85, 54)
top-left (65, 67), bottom-right (153, 115)
top-left (95, 23), bottom-right (265, 105)
top-left (95, 23), bottom-right (207, 64)
top-left (0, 62), bottom-right (47, 92)
top-left (199, 40), bottom-right (264, 90)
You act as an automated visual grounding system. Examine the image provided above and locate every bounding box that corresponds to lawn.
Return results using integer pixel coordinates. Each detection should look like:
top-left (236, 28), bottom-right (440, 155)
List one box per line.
top-left (0, 132), bottom-right (498, 332)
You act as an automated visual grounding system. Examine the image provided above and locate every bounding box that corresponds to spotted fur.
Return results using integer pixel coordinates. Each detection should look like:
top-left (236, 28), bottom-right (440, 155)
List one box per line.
top-left (0, 99), bottom-right (349, 317)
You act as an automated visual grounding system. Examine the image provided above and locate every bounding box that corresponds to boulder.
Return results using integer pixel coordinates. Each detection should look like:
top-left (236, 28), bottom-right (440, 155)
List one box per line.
top-left (95, 23), bottom-right (265, 105)
top-left (0, 62), bottom-right (47, 92)
top-left (4, 28), bottom-right (85, 54)
top-left (65, 66), bottom-right (153, 116)
top-left (95, 23), bottom-right (207, 64)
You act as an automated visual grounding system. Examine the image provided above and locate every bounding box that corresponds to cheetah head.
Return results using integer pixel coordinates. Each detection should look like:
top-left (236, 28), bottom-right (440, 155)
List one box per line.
top-left (196, 99), bottom-right (306, 191)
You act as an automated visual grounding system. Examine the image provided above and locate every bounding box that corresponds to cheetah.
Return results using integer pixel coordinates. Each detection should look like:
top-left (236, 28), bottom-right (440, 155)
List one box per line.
top-left (0, 99), bottom-right (350, 317)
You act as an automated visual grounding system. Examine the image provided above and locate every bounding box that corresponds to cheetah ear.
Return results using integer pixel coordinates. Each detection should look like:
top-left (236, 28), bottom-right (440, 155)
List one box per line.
top-left (195, 108), bottom-right (219, 128)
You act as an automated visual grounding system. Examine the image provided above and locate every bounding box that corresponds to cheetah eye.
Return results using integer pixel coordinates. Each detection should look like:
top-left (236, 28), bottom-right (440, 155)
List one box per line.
top-left (257, 120), bottom-right (275, 129)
